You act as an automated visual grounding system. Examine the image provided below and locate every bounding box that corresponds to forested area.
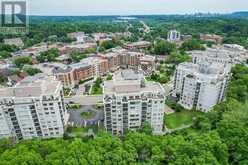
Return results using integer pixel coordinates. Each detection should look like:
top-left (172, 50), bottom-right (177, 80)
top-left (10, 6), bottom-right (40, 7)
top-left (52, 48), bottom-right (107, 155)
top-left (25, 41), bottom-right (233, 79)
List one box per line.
top-left (1, 15), bottom-right (248, 49)
top-left (0, 64), bottom-right (247, 164)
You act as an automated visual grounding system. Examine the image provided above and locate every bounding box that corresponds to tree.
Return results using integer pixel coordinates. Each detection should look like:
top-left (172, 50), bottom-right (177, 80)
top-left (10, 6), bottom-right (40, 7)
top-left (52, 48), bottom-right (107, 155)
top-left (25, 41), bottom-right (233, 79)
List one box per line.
top-left (71, 52), bottom-right (87, 62)
top-left (0, 44), bottom-right (18, 52)
top-left (106, 74), bottom-right (113, 81)
top-left (13, 57), bottom-right (33, 68)
top-left (154, 40), bottom-right (176, 55)
top-left (180, 39), bottom-right (205, 51)
top-left (24, 67), bottom-right (42, 76)
top-left (0, 75), bottom-right (7, 85)
top-left (99, 40), bottom-right (117, 52)
top-left (36, 48), bottom-right (59, 63)
top-left (140, 122), bottom-right (153, 135)
top-left (0, 51), bottom-right (11, 59)
top-left (166, 51), bottom-right (191, 65)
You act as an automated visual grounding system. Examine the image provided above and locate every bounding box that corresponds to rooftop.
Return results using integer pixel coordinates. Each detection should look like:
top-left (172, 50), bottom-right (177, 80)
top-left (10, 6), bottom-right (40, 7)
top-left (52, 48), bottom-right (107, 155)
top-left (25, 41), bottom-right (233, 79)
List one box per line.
top-left (0, 74), bottom-right (61, 98)
top-left (177, 62), bottom-right (231, 82)
top-left (104, 70), bottom-right (164, 94)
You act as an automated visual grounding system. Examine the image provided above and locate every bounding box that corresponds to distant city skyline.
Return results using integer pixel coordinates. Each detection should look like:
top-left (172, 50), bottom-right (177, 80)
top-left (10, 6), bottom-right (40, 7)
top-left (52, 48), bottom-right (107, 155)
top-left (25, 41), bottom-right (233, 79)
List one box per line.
top-left (29, 0), bottom-right (248, 16)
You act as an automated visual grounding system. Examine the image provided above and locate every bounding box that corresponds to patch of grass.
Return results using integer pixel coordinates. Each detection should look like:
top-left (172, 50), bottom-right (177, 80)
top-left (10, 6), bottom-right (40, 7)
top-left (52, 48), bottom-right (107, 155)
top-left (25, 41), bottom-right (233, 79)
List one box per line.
top-left (90, 77), bottom-right (103, 95)
top-left (68, 104), bottom-right (81, 110)
top-left (106, 74), bottom-right (113, 81)
top-left (91, 86), bottom-right (103, 95)
top-left (80, 111), bottom-right (96, 119)
top-left (79, 77), bottom-right (94, 84)
top-left (66, 126), bottom-right (105, 137)
top-left (63, 88), bottom-right (71, 96)
top-left (164, 110), bottom-right (202, 129)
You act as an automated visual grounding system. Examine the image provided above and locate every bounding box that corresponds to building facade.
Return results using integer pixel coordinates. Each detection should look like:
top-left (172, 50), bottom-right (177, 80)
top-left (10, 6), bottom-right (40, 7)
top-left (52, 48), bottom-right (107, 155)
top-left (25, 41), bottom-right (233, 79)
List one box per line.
top-left (54, 48), bottom-right (156, 88)
top-left (189, 44), bottom-right (248, 66)
top-left (0, 74), bottom-right (68, 140)
top-left (167, 30), bottom-right (181, 42)
top-left (104, 70), bottom-right (165, 135)
top-left (173, 62), bottom-right (231, 112)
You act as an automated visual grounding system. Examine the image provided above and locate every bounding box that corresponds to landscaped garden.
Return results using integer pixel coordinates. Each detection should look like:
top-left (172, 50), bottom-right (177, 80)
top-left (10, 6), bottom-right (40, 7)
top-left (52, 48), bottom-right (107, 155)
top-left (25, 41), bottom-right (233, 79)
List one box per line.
top-left (68, 104), bottom-right (82, 110)
top-left (80, 111), bottom-right (96, 119)
top-left (90, 77), bottom-right (103, 95)
top-left (164, 110), bottom-right (202, 129)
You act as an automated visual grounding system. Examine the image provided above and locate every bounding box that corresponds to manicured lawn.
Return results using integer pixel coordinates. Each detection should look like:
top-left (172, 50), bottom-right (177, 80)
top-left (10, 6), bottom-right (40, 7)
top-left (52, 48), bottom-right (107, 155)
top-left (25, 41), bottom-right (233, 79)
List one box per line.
top-left (67, 126), bottom-right (105, 137)
top-left (90, 77), bottom-right (103, 95)
top-left (90, 86), bottom-right (103, 95)
top-left (68, 104), bottom-right (81, 110)
top-left (80, 111), bottom-right (96, 119)
top-left (164, 110), bottom-right (202, 129)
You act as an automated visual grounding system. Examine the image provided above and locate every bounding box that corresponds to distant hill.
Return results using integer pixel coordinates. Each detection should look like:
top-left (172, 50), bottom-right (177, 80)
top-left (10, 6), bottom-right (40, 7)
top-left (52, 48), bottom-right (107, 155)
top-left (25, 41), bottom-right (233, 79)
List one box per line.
top-left (230, 11), bottom-right (248, 17)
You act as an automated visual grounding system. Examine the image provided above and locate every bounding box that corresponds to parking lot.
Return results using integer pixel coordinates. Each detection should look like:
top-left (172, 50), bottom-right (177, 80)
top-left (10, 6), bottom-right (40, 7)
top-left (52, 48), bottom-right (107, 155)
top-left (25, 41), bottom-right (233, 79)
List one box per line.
top-left (68, 105), bottom-right (104, 127)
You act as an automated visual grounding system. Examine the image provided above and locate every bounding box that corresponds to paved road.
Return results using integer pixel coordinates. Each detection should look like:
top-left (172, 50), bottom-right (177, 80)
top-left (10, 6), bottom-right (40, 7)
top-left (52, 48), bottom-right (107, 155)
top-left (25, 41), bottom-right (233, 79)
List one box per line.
top-left (140, 21), bottom-right (150, 33)
top-left (163, 124), bottom-right (192, 135)
top-left (68, 105), bottom-right (104, 127)
top-left (65, 95), bottom-right (103, 105)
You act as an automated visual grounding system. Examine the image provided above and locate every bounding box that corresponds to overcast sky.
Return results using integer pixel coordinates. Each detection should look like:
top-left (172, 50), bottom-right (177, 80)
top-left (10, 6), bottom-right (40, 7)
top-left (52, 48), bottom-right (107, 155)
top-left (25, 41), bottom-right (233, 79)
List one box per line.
top-left (29, 0), bottom-right (248, 16)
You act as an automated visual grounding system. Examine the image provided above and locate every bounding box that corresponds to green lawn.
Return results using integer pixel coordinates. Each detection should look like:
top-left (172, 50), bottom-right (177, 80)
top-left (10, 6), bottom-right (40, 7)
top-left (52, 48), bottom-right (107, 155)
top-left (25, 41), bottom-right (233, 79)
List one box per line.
top-left (164, 110), bottom-right (202, 129)
top-left (67, 126), bottom-right (104, 137)
top-left (90, 78), bottom-right (103, 95)
top-left (90, 86), bottom-right (103, 95)
top-left (80, 111), bottom-right (96, 119)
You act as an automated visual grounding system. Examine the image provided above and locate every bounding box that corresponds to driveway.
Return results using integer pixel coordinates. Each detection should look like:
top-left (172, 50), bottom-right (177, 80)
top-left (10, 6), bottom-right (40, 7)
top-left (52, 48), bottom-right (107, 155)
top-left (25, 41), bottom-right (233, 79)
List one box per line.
top-left (68, 105), bottom-right (104, 127)
top-left (65, 95), bottom-right (103, 105)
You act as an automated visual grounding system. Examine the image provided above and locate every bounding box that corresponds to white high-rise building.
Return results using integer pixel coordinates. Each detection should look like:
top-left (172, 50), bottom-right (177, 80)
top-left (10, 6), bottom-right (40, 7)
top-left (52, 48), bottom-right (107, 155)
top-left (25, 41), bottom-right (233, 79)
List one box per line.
top-left (104, 70), bottom-right (165, 135)
top-left (0, 74), bottom-right (69, 140)
top-left (167, 30), bottom-right (181, 42)
top-left (189, 44), bottom-right (248, 66)
top-left (173, 62), bottom-right (231, 112)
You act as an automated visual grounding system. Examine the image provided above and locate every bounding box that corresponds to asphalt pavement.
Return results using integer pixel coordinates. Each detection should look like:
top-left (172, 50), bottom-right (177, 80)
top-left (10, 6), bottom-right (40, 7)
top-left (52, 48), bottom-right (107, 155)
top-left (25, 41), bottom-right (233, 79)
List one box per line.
top-left (65, 95), bottom-right (103, 105)
top-left (68, 105), bottom-right (104, 127)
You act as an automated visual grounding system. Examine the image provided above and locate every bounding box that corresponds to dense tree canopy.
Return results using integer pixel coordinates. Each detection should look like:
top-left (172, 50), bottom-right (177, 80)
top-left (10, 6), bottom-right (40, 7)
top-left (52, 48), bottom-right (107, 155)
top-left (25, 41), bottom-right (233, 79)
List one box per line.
top-left (180, 39), bottom-right (205, 51)
top-left (153, 40), bottom-right (176, 55)
top-left (23, 67), bottom-right (42, 76)
top-left (13, 57), bottom-right (33, 68)
top-left (36, 48), bottom-right (59, 63)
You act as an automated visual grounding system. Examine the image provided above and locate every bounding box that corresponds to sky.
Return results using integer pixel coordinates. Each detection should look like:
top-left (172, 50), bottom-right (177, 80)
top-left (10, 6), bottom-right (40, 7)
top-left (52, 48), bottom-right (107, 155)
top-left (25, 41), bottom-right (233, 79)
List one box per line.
top-left (29, 0), bottom-right (248, 16)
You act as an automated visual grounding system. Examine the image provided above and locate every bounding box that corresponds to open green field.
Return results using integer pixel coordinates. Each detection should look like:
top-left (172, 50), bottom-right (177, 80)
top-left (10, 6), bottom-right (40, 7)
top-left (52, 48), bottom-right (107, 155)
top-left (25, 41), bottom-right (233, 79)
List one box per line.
top-left (164, 110), bottom-right (202, 129)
